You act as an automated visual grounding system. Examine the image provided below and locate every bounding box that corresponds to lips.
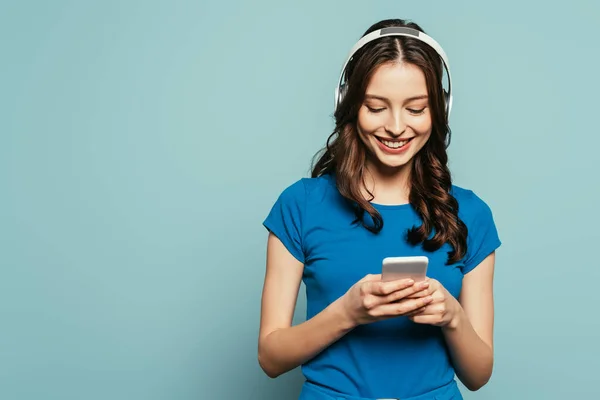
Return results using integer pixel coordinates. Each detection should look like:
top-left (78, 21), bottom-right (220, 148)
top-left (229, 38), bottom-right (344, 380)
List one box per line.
top-left (375, 136), bottom-right (414, 150)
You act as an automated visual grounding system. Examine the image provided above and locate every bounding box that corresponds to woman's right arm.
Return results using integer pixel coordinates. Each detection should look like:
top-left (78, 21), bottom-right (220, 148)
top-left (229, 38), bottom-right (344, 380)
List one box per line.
top-left (257, 233), bottom-right (355, 378)
top-left (257, 233), bottom-right (432, 378)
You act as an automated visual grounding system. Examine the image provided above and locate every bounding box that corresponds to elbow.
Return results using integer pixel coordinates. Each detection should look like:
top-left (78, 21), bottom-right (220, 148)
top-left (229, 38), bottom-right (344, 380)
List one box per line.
top-left (465, 370), bottom-right (493, 392)
top-left (257, 336), bottom-right (286, 379)
top-left (464, 379), bottom-right (489, 392)
top-left (258, 352), bottom-right (282, 379)
top-left (461, 359), bottom-right (494, 392)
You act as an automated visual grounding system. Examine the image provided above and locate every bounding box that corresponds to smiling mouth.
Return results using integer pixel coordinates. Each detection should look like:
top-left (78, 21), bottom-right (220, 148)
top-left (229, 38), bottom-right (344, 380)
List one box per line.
top-left (375, 136), bottom-right (414, 149)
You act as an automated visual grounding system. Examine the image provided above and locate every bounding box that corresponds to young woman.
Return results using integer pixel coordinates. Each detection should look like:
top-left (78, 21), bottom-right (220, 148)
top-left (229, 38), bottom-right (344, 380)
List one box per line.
top-left (258, 18), bottom-right (501, 400)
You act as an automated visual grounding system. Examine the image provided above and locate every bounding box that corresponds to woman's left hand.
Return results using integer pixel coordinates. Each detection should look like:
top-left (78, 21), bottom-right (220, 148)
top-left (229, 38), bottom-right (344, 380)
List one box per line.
top-left (408, 278), bottom-right (462, 329)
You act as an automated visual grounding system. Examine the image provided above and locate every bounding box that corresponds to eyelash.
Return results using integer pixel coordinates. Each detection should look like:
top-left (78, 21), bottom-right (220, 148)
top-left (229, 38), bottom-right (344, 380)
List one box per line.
top-left (366, 106), bottom-right (426, 115)
top-left (408, 108), bottom-right (426, 115)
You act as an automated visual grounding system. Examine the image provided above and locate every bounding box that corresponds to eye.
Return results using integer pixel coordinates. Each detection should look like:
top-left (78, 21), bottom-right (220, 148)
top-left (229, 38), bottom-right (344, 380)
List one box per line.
top-left (367, 106), bottom-right (385, 113)
top-left (407, 108), bottom-right (426, 115)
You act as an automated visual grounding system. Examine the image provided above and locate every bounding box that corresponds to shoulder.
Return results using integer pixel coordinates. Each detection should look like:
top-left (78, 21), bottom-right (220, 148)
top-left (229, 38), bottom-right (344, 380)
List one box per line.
top-left (451, 184), bottom-right (501, 272)
top-left (276, 177), bottom-right (307, 201)
top-left (274, 174), bottom-right (337, 205)
top-left (263, 174), bottom-right (338, 258)
top-left (450, 184), bottom-right (495, 222)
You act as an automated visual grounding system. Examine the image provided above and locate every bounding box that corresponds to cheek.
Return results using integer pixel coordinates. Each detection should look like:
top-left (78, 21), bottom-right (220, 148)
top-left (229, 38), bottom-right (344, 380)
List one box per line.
top-left (357, 109), bottom-right (381, 134)
top-left (412, 116), bottom-right (433, 135)
top-left (411, 131), bottom-right (432, 154)
top-left (408, 124), bottom-right (432, 155)
top-left (411, 117), bottom-right (433, 144)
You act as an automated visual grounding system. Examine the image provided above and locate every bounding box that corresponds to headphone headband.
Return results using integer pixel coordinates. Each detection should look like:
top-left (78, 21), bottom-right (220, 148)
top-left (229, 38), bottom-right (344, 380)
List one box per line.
top-left (334, 27), bottom-right (453, 120)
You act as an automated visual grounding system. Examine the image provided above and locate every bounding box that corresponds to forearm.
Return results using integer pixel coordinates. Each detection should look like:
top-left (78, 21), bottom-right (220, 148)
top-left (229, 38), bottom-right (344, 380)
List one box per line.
top-left (443, 306), bottom-right (493, 391)
top-left (258, 299), bottom-right (355, 378)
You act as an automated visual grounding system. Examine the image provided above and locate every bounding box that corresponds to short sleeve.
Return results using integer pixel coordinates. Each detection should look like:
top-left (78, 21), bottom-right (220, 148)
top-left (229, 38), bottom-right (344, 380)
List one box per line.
top-left (462, 193), bottom-right (501, 274)
top-left (262, 179), bottom-right (306, 263)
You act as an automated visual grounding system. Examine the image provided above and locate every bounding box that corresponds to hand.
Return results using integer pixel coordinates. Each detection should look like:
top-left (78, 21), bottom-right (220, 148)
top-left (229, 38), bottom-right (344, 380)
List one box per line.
top-left (339, 274), bottom-right (433, 327)
top-left (408, 278), bottom-right (461, 328)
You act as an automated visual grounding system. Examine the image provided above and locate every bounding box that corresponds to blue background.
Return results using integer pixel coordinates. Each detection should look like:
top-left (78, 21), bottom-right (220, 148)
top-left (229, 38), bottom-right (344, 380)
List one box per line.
top-left (2, 1), bottom-right (598, 399)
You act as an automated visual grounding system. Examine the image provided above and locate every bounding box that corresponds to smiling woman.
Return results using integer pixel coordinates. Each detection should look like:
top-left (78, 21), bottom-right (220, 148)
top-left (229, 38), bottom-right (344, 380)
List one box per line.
top-left (258, 18), bottom-right (501, 400)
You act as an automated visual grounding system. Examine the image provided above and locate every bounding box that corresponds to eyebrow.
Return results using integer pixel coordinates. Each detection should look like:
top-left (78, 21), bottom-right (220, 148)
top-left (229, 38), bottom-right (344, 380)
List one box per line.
top-left (365, 94), bottom-right (429, 102)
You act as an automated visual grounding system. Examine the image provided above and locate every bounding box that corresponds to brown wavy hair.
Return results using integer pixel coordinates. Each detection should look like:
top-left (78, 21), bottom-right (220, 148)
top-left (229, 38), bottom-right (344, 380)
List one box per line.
top-left (311, 18), bottom-right (467, 265)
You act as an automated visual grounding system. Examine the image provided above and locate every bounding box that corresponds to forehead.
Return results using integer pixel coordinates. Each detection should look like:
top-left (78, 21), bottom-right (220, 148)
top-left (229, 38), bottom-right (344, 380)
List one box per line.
top-left (365, 62), bottom-right (427, 99)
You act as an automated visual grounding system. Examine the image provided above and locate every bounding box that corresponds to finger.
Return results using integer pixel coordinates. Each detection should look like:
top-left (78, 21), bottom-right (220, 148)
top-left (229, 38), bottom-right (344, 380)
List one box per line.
top-left (409, 303), bottom-right (447, 321)
top-left (372, 295), bottom-right (433, 317)
top-left (385, 280), bottom-right (429, 302)
top-left (406, 290), bottom-right (430, 299)
top-left (368, 278), bottom-right (415, 296)
top-left (406, 302), bottom-right (432, 317)
top-left (409, 314), bottom-right (440, 325)
top-left (362, 280), bottom-right (418, 311)
top-left (401, 280), bottom-right (431, 299)
top-left (405, 303), bottom-right (437, 317)
top-left (406, 278), bottom-right (434, 294)
top-left (404, 304), bottom-right (430, 317)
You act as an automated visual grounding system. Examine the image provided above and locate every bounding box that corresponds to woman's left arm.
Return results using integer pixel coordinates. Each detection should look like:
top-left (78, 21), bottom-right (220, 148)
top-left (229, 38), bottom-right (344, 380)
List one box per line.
top-left (409, 252), bottom-right (496, 391)
top-left (443, 252), bottom-right (495, 391)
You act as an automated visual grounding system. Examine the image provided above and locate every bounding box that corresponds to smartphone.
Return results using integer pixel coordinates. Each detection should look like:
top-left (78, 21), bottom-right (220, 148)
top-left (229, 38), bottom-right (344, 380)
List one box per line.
top-left (381, 256), bottom-right (429, 282)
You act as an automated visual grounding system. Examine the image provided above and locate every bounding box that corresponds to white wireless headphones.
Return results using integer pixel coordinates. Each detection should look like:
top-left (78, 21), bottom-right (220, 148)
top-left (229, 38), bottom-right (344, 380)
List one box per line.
top-left (334, 26), bottom-right (453, 120)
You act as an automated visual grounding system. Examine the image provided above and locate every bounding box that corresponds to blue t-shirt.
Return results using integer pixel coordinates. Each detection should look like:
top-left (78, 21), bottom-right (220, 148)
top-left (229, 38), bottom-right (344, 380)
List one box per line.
top-left (263, 173), bottom-right (501, 399)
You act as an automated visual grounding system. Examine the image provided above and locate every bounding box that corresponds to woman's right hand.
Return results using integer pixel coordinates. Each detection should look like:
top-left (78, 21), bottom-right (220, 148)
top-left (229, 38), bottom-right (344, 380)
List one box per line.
top-left (338, 274), bottom-right (432, 327)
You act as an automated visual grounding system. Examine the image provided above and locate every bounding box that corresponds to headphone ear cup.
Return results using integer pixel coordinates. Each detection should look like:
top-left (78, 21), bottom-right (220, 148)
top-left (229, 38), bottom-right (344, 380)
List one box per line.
top-left (337, 83), bottom-right (348, 109)
top-left (443, 89), bottom-right (450, 116)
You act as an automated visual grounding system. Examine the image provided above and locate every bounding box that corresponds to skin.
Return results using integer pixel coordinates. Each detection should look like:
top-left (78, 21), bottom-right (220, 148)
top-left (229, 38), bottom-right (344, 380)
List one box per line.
top-left (258, 61), bottom-right (496, 392)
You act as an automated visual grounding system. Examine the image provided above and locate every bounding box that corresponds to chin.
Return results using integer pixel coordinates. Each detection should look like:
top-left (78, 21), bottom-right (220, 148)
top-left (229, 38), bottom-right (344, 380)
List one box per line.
top-left (375, 155), bottom-right (413, 170)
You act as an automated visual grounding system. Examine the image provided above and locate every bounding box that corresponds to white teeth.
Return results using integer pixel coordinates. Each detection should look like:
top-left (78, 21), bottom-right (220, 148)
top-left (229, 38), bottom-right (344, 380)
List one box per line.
top-left (381, 139), bottom-right (408, 149)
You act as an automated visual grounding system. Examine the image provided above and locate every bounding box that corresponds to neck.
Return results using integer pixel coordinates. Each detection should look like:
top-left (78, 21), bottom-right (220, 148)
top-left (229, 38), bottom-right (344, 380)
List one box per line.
top-left (363, 160), bottom-right (412, 206)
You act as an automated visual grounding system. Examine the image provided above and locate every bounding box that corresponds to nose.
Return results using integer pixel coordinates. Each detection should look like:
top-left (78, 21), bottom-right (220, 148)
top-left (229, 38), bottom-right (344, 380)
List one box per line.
top-left (385, 110), bottom-right (405, 137)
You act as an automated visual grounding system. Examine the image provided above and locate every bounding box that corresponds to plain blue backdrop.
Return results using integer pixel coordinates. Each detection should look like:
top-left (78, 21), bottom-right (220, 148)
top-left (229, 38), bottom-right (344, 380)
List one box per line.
top-left (2, 1), bottom-right (599, 399)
